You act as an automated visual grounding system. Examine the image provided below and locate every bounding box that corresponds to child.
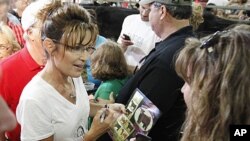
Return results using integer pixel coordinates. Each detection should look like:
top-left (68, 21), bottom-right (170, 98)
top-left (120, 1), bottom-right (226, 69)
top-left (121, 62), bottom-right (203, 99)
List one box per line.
top-left (91, 40), bottom-right (130, 102)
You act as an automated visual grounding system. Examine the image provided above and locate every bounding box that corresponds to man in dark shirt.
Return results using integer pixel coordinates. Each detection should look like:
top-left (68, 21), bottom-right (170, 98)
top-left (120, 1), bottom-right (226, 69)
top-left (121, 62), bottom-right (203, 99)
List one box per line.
top-left (116, 0), bottom-right (194, 140)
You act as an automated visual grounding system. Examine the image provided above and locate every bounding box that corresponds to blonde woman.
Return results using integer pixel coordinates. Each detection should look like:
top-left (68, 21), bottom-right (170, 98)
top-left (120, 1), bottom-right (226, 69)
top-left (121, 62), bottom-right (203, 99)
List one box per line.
top-left (0, 23), bottom-right (21, 60)
top-left (175, 24), bottom-right (250, 141)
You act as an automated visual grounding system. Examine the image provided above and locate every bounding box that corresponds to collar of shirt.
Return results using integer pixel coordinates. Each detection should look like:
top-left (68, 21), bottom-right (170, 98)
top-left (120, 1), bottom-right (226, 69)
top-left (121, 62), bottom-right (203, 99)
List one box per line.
top-left (155, 26), bottom-right (193, 51)
top-left (20, 45), bottom-right (44, 71)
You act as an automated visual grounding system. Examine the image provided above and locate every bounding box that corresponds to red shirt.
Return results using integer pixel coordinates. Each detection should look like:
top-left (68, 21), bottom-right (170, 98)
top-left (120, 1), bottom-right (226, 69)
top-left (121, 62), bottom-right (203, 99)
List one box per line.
top-left (7, 19), bottom-right (25, 48)
top-left (0, 46), bottom-right (43, 141)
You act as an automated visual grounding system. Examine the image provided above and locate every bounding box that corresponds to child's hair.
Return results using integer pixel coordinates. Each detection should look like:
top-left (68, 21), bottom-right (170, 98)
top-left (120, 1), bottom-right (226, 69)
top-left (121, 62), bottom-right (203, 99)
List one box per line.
top-left (175, 24), bottom-right (250, 141)
top-left (91, 40), bottom-right (129, 81)
top-left (0, 23), bottom-right (21, 53)
top-left (37, 0), bottom-right (98, 55)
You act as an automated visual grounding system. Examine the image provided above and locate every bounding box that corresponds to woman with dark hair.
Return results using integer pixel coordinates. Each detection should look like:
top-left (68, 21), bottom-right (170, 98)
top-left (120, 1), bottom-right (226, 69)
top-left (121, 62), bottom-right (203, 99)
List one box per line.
top-left (16, 1), bottom-right (125, 141)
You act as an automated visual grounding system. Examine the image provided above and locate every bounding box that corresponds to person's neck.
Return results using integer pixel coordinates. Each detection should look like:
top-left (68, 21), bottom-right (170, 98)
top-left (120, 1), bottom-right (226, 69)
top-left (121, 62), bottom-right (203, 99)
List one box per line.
top-left (26, 41), bottom-right (47, 66)
top-left (41, 62), bottom-right (70, 86)
top-left (160, 19), bottom-right (190, 40)
top-left (16, 9), bottom-right (23, 17)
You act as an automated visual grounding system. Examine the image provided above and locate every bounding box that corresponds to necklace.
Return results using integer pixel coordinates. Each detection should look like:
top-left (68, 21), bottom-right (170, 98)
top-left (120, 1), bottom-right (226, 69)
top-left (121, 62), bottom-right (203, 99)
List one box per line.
top-left (69, 78), bottom-right (76, 99)
top-left (70, 93), bottom-right (76, 98)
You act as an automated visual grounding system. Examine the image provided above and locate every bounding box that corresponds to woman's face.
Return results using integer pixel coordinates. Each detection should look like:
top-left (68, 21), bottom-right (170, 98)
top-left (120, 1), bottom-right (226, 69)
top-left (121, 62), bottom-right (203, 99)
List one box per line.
top-left (181, 66), bottom-right (192, 107)
top-left (0, 36), bottom-right (13, 60)
top-left (52, 41), bottom-right (90, 78)
top-left (181, 82), bottom-right (191, 106)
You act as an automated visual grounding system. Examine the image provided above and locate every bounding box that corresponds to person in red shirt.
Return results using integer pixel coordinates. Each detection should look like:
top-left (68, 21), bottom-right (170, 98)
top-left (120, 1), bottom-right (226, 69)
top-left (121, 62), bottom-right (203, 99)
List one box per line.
top-left (0, 0), bottom-right (25, 47)
top-left (0, 1), bottom-right (48, 140)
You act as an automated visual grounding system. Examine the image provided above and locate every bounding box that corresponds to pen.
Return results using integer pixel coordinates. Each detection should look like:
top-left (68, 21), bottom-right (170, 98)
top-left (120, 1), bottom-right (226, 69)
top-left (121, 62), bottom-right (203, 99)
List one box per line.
top-left (100, 111), bottom-right (106, 123)
top-left (100, 104), bottom-right (108, 123)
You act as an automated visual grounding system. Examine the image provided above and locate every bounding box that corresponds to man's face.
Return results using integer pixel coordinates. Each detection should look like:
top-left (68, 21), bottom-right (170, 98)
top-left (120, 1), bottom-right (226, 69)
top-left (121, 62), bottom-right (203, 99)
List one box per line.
top-left (149, 2), bottom-right (162, 36)
top-left (0, 1), bottom-right (9, 20)
top-left (139, 4), bottom-right (151, 21)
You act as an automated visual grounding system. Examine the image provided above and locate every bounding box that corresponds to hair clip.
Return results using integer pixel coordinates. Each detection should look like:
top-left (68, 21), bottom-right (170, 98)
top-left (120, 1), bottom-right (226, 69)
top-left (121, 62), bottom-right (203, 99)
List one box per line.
top-left (199, 30), bottom-right (230, 53)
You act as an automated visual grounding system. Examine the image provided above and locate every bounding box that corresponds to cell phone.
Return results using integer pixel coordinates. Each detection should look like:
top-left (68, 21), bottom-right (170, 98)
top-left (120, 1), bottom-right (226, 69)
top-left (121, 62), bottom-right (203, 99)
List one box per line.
top-left (135, 133), bottom-right (152, 141)
top-left (123, 34), bottom-right (130, 40)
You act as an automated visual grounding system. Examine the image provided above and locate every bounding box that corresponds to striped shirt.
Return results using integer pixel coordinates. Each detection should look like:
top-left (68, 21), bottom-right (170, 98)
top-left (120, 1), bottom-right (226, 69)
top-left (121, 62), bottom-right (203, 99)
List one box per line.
top-left (7, 19), bottom-right (25, 48)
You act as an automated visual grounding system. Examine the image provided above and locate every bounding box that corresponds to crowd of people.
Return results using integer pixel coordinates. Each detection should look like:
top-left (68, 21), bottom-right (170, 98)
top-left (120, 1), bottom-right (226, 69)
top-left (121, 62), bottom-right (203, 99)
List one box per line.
top-left (207, 0), bottom-right (250, 20)
top-left (0, 0), bottom-right (249, 141)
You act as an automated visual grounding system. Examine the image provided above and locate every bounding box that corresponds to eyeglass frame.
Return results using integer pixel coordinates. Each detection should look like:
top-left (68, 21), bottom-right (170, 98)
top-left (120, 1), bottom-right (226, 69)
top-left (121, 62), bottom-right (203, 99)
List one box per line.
top-left (0, 44), bottom-right (12, 51)
top-left (140, 5), bottom-right (151, 13)
top-left (51, 39), bottom-right (96, 54)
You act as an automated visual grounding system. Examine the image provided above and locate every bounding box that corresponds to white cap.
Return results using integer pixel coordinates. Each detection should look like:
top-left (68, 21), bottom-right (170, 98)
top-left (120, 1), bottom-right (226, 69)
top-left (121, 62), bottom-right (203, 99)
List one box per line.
top-left (21, 0), bottom-right (51, 31)
top-left (207, 0), bottom-right (229, 6)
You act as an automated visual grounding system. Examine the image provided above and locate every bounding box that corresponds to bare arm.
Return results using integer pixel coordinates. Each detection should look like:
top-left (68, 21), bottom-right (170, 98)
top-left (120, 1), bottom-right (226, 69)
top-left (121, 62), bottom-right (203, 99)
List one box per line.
top-left (89, 95), bottom-right (126, 117)
top-left (0, 96), bottom-right (16, 132)
top-left (0, 132), bottom-right (6, 141)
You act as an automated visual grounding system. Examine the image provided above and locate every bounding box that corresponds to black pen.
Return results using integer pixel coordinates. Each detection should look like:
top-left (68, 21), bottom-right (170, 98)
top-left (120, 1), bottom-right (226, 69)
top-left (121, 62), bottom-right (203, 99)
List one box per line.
top-left (100, 104), bottom-right (108, 123)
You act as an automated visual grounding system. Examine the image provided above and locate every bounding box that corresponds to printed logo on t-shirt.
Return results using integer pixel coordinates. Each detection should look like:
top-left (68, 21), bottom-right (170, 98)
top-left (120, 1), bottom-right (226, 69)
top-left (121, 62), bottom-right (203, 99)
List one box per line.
top-left (73, 119), bottom-right (87, 141)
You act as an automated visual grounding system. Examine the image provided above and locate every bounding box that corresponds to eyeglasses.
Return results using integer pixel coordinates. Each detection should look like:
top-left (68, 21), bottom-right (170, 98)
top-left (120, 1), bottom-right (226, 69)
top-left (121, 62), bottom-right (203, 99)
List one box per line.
top-left (140, 6), bottom-right (151, 13)
top-left (52, 39), bottom-right (96, 54)
top-left (153, 2), bottom-right (162, 8)
top-left (199, 30), bottom-right (229, 53)
top-left (0, 44), bottom-right (11, 51)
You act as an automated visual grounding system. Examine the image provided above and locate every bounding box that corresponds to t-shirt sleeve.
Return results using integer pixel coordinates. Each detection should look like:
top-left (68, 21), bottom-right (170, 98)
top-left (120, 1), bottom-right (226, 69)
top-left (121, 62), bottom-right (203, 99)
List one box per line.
top-left (94, 83), bottom-right (120, 100)
top-left (16, 98), bottom-right (54, 140)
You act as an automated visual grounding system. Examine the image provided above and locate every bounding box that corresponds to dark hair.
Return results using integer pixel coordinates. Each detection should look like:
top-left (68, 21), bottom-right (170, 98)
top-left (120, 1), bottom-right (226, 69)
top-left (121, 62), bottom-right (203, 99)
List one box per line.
top-left (160, 3), bottom-right (192, 19)
top-left (37, 1), bottom-right (98, 52)
top-left (87, 9), bottom-right (98, 25)
top-left (91, 40), bottom-right (129, 81)
top-left (241, 0), bottom-right (247, 4)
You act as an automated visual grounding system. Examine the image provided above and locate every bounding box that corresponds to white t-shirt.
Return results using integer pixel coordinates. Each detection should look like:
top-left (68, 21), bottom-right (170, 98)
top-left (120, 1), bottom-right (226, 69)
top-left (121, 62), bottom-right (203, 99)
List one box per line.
top-left (117, 14), bottom-right (160, 66)
top-left (16, 73), bottom-right (90, 141)
top-left (207, 0), bottom-right (229, 6)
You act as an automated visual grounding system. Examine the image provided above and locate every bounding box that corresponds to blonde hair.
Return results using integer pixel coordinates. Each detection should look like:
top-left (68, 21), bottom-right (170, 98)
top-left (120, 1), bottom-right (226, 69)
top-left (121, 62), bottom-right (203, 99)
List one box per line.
top-left (175, 24), bottom-right (250, 141)
top-left (91, 40), bottom-right (129, 81)
top-left (0, 23), bottom-right (21, 53)
top-left (190, 2), bottom-right (204, 31)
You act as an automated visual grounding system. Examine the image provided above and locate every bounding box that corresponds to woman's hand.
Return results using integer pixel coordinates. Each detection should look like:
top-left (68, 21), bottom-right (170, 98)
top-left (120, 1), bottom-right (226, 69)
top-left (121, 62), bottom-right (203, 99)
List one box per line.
top-left (86, 108), bottom-right (120, 141)
top-left (108, 103), bottom-right (126, 114)
top-left (96, 92), bottom-right (115, 104)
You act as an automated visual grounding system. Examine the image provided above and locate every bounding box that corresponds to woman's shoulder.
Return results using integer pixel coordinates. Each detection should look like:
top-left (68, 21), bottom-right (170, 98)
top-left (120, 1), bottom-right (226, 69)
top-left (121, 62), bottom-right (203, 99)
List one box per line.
top-left (21, 74), bottom-right (54, 101)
